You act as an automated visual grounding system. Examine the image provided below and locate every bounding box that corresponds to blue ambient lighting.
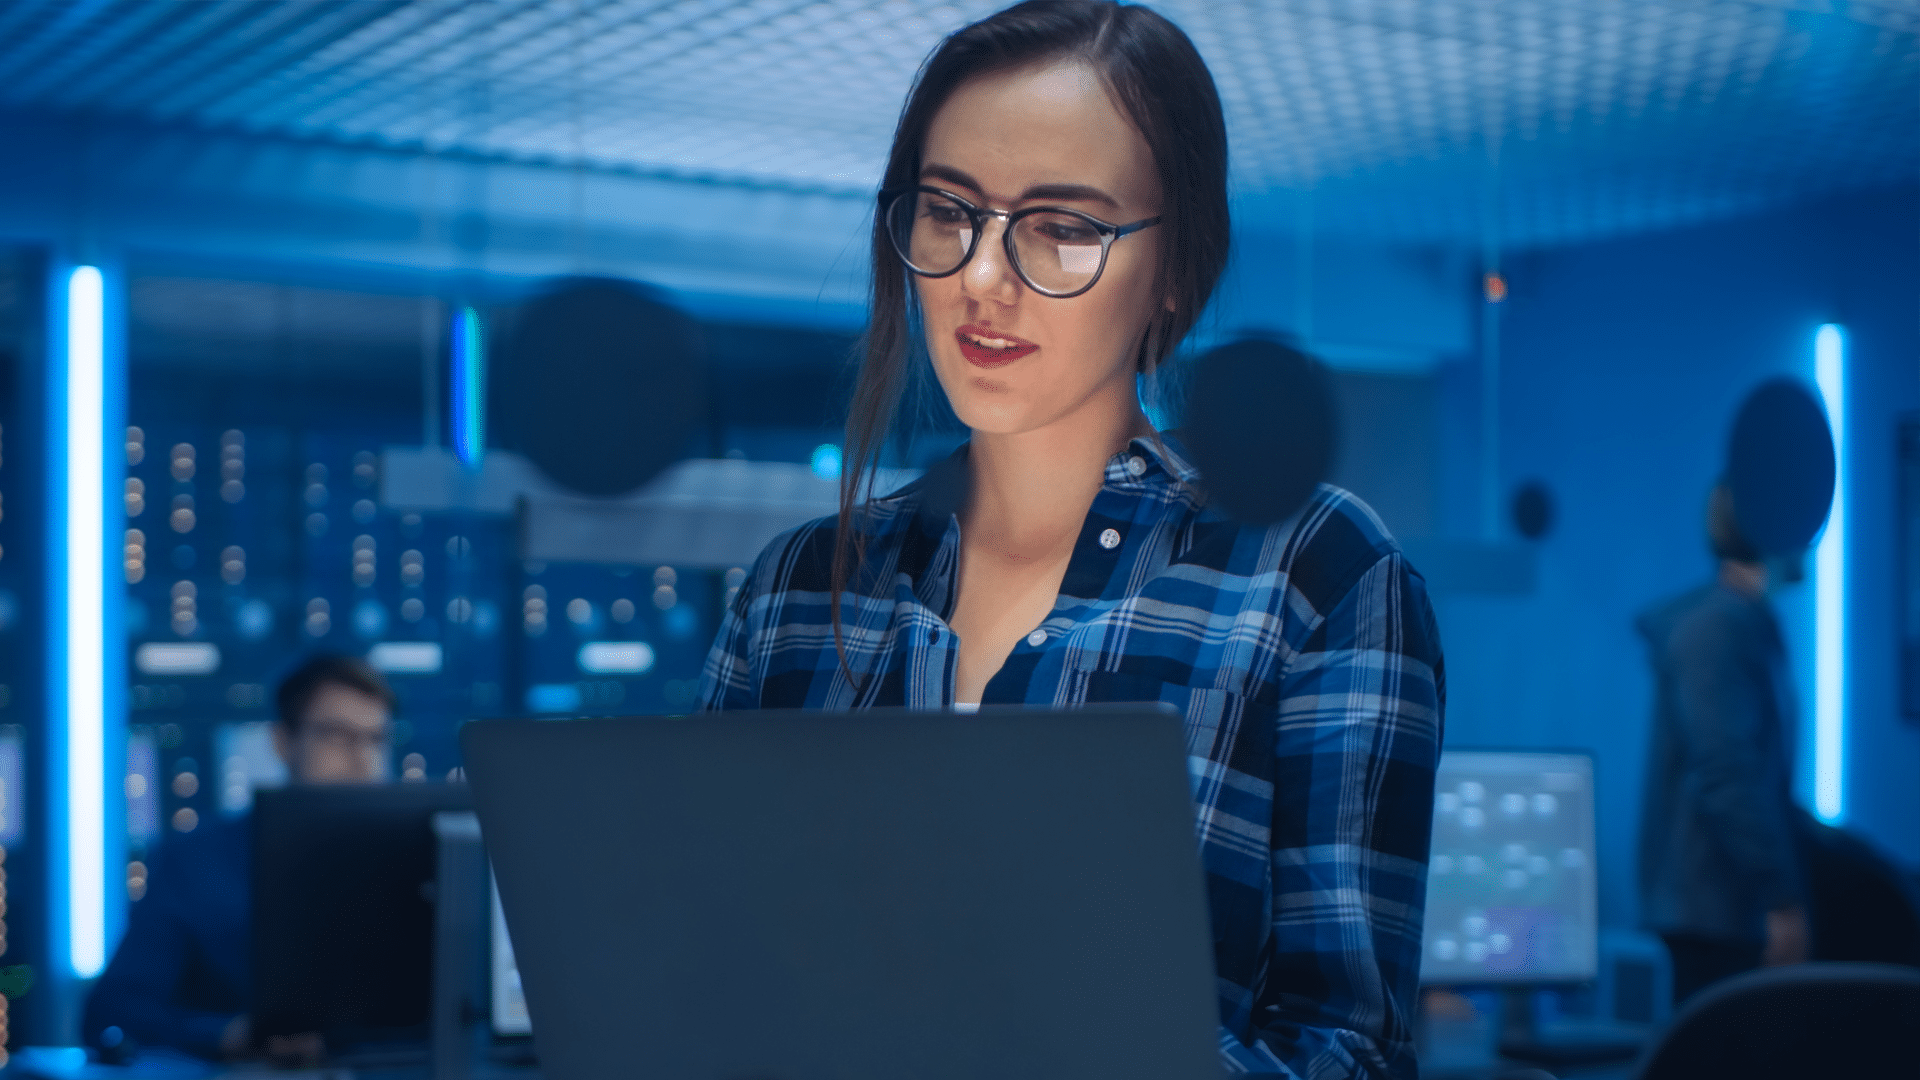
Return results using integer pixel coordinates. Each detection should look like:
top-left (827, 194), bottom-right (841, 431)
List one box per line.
top-left (368, 641), bottom-right (444, 675)
top-left (1138, 372), bottom-right (1174, 430)
top-left (811, 443), bottom-right (842, 480)
top-left (1813, 324), bottom-right (1845, 824)
top-left (578, 641), bottom-right (655, 675)
top-left (526, 683), bottom-right (583, 714)
top-left (452, 306), bottom-right (486, 471)
top-left (64, 266), bottom-right (108, 978)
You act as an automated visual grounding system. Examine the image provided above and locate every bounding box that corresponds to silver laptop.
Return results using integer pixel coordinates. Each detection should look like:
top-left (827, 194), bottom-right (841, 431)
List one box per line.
top-left (460, 706), bottom-right (1222, 1080)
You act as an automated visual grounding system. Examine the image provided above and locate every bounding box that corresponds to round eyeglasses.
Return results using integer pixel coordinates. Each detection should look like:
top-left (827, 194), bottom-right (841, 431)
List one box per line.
top-left (880, 186), bottom-right (1163, 299)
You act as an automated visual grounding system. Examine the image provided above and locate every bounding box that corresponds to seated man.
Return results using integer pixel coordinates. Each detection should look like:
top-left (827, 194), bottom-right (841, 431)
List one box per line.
top-left (85, 654), bottom-right (397, 1060)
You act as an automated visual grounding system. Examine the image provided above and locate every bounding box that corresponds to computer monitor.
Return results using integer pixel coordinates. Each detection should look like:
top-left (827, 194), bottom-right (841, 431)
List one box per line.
top-left (1420, 750), bottom-right (1598, 984)
top-left (489, 875), bottom-right (532, 1037)
top-left (252, 783), bottom-right (473, 1055)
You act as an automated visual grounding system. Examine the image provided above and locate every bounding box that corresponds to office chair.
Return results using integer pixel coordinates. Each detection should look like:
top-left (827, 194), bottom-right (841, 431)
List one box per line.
top-left (1797, 811), bottom-right (1920, 966)
top-left (1634, 962), bottom-right (1920, 1080)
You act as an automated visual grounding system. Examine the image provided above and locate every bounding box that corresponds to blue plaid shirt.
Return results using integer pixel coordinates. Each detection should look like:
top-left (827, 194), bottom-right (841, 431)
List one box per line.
top-left (699, 434), bottom-right (1443, 1079)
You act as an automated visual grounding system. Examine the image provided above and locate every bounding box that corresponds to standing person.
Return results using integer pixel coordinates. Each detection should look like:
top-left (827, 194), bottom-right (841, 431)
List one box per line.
top-left (699, 3), bottom-right (1445, 1076)
top-left (85, 654), bottom-right (397, 1061)
top-left (1638, 485), bottom-right (1809, 1005)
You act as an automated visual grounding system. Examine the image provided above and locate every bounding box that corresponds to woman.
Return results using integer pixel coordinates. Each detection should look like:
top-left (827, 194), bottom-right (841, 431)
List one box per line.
top-left (700, 3), bottom-right (1443, 1076)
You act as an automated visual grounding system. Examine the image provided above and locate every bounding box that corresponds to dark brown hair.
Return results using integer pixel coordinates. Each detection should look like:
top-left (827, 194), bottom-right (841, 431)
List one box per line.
top-left (1707, 483), bottom-right (1762, 564)
top-left (275, 653), bottom-right (396, 733)
top-left (830, 0), bottom-right (1231, 660)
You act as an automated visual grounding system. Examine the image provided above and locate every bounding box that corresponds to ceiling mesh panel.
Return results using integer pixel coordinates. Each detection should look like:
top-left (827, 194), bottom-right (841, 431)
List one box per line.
top-left (0, 0), bottom-right (1912, 245)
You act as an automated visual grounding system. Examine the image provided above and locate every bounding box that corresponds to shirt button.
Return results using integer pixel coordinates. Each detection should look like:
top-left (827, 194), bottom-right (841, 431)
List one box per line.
top-left (1099, 528), bottom-right (1121, 549)
top-left (1025, 629), bottom-right (1047, 647)
top-left (1126, 455), bottom-right (1146, 477)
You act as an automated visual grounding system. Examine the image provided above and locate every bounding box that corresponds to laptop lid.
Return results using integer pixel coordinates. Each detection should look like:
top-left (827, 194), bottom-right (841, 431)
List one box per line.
top-left (461, 706), bottom-right (1221, 1080)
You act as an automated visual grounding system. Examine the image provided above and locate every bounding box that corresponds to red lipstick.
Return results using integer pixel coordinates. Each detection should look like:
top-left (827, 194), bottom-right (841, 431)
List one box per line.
top-left (955, 325), bottom-right (1038, 368)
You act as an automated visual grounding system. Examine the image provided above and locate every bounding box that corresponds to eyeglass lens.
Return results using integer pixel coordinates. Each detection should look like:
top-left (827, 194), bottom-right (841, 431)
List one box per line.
top-left (306, 718), bottom-right (391, 752)
top-left (888, 189), bottom-right (1107, 295)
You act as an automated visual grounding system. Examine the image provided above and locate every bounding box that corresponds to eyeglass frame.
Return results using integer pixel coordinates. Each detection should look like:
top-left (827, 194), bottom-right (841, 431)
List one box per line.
top-left (879, 185), bottom-right (1164, 299)
top-left (298, 716), bottom-right (394, 755)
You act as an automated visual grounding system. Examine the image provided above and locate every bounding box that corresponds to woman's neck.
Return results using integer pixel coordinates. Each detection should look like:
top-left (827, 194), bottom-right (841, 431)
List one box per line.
top-left (963, 391), bottom-right (1154, 559)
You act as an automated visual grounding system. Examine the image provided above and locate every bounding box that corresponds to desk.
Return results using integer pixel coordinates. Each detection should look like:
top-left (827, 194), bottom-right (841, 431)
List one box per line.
top-left (7, 1049), bottom-right (537, 1080)
top-left (1420, 1011), bottom-right (1647, 1080)
top-left (1424, 1063), bottom-right (1637, 1080)
top-left (15, 1042), bottom-right (1641, 1080)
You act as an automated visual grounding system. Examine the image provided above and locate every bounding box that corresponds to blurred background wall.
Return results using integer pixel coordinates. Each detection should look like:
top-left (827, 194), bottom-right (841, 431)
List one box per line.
top-left (1443, 187), bottom-right (1920, 927)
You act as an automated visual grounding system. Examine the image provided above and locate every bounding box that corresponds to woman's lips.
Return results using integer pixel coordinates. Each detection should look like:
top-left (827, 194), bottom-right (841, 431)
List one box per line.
top-left (955, 325), bottom-right (1038, 368)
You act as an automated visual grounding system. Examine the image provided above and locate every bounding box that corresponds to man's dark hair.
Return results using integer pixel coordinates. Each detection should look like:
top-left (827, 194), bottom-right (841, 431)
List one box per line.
top-left (1707, 483), bottom-right (1763, 564)
top-left (275, 654), bottom-right (396, 732)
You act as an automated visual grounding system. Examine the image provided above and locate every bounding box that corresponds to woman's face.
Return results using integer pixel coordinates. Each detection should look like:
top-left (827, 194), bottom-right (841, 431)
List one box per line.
top-left (915, 60), bottom-right (1166, 437)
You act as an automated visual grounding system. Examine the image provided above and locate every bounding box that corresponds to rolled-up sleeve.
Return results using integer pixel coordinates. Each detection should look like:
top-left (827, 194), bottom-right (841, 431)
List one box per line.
top-left (1234, 550), bottom-right (1444, 1079)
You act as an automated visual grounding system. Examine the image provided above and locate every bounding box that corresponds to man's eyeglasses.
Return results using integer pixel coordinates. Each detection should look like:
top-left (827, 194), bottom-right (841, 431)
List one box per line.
top-left (302, 718), bottom-right (392, 754)
top-left (880, 186), bottom-right (1162, 299)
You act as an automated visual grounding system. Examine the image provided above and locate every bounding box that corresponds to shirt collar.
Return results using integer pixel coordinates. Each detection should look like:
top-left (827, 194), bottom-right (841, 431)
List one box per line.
top-left (884, 431), bottom-right (1197, 619)
top-left (891, 430), bottom-right (1200, 557)
top-left (1122, 431), bottom-right (1201, 487)
top-left (900, 429), bottom-right (1198, 516)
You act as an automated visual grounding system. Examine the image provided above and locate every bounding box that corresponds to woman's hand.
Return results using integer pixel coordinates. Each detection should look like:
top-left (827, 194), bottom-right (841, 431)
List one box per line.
top-left (218, 1016), bottom-right (250, 1060)
top-left (221, 1015), bottom-right (327, 1068)
top-left (263, 1032), bottom-right (327, 1067)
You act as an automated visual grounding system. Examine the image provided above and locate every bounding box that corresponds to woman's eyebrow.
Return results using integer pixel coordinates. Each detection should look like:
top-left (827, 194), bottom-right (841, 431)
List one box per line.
top-left (920, 163), bottom-right (985, 195)
top-left (918, 163), bottom-right (1120, 210)
top-left (1018, 182), bottom-right (1119, 209)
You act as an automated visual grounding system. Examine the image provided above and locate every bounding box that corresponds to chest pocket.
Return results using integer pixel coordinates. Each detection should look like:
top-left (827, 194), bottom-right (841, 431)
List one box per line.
top-left (1082, 672), bottom-right (1259, 770)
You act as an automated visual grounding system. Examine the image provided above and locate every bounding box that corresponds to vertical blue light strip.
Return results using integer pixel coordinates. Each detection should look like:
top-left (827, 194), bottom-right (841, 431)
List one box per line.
top-left (65, 267), bottom-right (107, 977)
top-left (451, 306), bottom-right (486, 471)
top-left (1813, 324), bottom-right (1846, 824)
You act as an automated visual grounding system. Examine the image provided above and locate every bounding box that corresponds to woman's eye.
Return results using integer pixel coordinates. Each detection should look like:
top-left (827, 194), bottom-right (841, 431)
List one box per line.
top-left (925, 206), bottom-right (969, 225)
top-left (1040, 222), bottom-right (1098, 243)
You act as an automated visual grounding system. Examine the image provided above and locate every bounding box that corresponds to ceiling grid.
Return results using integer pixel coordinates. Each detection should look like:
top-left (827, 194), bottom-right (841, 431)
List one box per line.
top-left (0, 0), bottom-right (1910, 246)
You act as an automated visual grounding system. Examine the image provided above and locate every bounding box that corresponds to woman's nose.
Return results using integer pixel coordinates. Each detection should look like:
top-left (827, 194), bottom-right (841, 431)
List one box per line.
top-left (961, 216), bottom-right (1020, 303)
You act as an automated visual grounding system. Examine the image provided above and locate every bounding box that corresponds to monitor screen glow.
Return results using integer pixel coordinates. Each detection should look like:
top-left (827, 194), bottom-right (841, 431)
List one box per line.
top-left (491, 876), bottom-right (533, 1037)
top-left (1420, 751), bottom-right (1599, 984)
